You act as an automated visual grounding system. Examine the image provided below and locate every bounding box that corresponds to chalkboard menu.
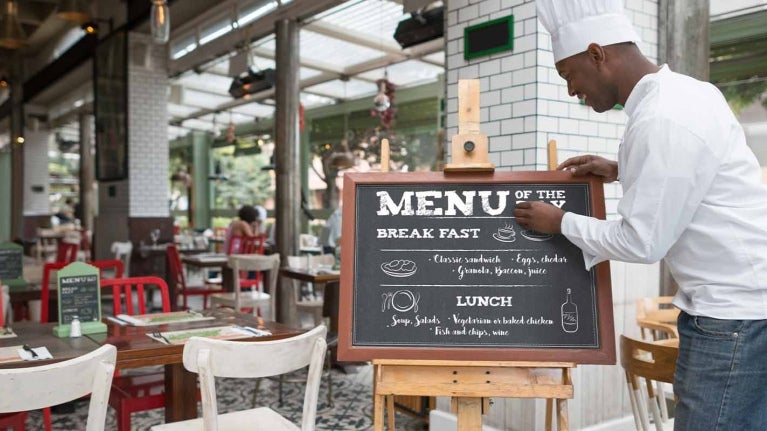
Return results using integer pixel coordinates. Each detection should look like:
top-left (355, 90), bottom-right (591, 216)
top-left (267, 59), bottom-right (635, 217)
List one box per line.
top-left (0, 243), bottom-right (23, 281)
top-left (338, 171), bottom-right (614, 364)
top-left (57, 262), bottom-right (101, 325)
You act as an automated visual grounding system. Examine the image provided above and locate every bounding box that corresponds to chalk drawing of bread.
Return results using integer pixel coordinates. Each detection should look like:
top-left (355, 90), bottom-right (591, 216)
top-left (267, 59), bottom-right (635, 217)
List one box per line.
top-left (381, 259), bottom-right (417, 277)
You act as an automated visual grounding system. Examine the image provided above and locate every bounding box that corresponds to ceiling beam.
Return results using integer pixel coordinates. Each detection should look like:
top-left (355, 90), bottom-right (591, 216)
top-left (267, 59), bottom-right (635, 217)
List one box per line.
top-left (303, 21), bottom-right (405, 58)
top-left (176, 71), bottom-right (339, 123)
top-left (168, 0), bottom-right (347, 76)
top-left (172, 35), bottom-right (444, 125)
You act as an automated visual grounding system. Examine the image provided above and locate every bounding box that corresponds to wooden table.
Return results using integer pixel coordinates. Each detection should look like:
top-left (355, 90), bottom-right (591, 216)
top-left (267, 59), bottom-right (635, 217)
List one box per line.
top-left (0, 322), bottom-right (98, 369)
top-left (279, 267), bottom-right (340, 334)
top-left (644, 309), bottom-right (679, 324)
top-left (1, 310), bottom-right (303, 423)
top-left (181, 253), bottom-right (233, 288)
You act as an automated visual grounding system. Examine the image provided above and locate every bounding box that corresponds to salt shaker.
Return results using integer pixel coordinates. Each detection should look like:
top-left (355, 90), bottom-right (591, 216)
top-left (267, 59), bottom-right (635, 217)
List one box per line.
top-left (70, 315), bottom-right (82, 338)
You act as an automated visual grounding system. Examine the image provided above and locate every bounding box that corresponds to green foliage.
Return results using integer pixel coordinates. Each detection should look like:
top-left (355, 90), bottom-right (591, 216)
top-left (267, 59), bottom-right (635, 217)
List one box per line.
top-left (212, 152), bottom-right (272, 209)
top-left (719, 79), bottom-right (767, 114)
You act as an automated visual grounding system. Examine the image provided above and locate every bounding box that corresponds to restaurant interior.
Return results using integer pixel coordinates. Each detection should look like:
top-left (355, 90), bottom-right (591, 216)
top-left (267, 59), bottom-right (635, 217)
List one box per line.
top-left (1, 0), bottom-right (767, 430)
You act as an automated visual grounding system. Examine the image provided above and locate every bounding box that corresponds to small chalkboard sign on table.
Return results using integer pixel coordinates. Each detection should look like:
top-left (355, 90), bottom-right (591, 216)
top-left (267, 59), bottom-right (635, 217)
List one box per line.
top-left (0, 242), bottom-right (25, 290)
top-left (53, 262), bottom-right (107, 337)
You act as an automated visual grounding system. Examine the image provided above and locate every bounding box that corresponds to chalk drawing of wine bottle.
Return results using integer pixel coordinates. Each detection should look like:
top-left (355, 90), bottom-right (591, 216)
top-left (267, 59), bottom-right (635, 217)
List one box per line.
top-left (561, 288), bottom-right (578, 333)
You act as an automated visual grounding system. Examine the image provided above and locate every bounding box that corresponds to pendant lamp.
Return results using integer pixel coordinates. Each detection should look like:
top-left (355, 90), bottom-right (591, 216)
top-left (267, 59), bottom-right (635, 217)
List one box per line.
top-left (57, 0), bottom-right (90, 23)
top-left (150, 0), bottom-right (170, 44)
top-left (0, 0), bottom-right (27, 49)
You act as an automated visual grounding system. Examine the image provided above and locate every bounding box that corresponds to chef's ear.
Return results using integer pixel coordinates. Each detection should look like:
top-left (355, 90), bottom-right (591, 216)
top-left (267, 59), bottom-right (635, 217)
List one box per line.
top-left (586, 43), bottom-right (606, 68)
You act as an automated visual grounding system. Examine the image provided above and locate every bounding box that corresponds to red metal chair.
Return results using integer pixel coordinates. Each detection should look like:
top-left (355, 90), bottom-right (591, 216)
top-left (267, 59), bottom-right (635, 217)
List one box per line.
top-left (100, 276), bottom-right (173, 431)
top-left (40, 260), bottom-right (124, 324)
top-left (55, 241), bottom-right (79, 263)
top-left (167, 244), bottom-right (226, 309)
top-left (237, 234), bottom-right (266, 291)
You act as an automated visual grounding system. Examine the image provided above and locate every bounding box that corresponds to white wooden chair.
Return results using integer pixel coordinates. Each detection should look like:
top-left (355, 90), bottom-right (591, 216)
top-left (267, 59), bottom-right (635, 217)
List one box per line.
top-left (0, 344), bottom-right (117, 431)
top-left (151, 325), bottom-right (328, 431)
top-left (34, 228), bottom-right (59, 263)
top-left (286, 254), bottom-right (335, 328)
top-left (111, 241), bottom-right (133, 277)
top-left (620, 335), bottom-right (677, 431)
top-left (209, 254), bottom-right (279, 318)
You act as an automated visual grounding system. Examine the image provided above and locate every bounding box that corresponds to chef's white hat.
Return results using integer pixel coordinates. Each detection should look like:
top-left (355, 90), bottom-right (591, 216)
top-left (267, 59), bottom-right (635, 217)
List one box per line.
top-left (537, 0), bottom-right (641, 63)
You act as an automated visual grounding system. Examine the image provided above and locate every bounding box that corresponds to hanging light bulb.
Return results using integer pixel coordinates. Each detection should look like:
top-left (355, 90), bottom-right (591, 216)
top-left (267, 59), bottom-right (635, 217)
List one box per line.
top-left (0, 0), bottom-right (28, 49)
top-left (150, 0), bottom-right (170, 44)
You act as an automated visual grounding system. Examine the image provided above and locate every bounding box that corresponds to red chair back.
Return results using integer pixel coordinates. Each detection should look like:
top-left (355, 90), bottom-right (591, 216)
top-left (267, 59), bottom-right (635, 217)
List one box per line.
top-left (227, 235), bottom-right (242, 255)
top-left (40, 259), bottom-right (125, 323)
top-left (244, 234), bottom-right (266, 255)
top-left (235, 235), bottom-right (266, 290)
top-left (166, 243), bottom-right (187, 291)
top-left (100, 276), bottom-right (171, 315)
top-left (56, 241), bottom-right (79, 263)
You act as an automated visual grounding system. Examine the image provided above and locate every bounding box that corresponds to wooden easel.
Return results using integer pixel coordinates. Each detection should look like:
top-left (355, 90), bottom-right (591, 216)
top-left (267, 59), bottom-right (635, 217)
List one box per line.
top-left (373, 360), bottom-right (575, 431)
top-left (371, 81), bottom-right (575, 431)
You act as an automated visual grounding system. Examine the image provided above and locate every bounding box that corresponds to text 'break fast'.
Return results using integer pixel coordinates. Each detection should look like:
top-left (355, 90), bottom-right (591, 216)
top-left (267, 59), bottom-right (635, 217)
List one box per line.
top-left (377, 228), bottom-right (480, 239)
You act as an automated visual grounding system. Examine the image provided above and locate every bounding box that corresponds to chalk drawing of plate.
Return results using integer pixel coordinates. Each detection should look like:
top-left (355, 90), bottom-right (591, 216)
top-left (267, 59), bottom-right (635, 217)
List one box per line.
top-left (492, 232), bottom-right (517, 243)
top-left (520, 229), bottom-right (553, 242)
top-left (381, 259), bottom-right (417, 277)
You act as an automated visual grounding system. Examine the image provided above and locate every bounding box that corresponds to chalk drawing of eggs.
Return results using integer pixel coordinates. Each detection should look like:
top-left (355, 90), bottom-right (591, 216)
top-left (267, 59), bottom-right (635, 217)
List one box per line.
top-left (381, 259), bottom-right (417, 277)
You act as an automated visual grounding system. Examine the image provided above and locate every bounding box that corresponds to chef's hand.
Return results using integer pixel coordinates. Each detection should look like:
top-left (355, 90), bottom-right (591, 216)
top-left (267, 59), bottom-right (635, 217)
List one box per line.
top-left (558, 155), bottom-right (618, 183)
top-left (514, 201), bottom-right (564, 234)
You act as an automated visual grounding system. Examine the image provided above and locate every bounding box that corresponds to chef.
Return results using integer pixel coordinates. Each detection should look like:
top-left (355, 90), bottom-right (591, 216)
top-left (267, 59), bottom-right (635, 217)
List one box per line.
top-left (514, 1), bottom-right (767, 429)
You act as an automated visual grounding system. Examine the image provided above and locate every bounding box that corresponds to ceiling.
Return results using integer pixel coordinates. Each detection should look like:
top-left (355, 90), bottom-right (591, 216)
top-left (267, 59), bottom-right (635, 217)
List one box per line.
top-left (7, 0), bottom-right (765, 147)
top-left (163, 0), bottom-right (445, 140)
top-left (3, 0), bottom-right (446, 144)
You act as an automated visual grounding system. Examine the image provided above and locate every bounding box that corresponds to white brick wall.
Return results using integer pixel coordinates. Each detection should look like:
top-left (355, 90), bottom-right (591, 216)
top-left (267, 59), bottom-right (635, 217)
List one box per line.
top-left (443, 1), bottom-right (663, 429)
top-left (23, 129), bottom-right (51, 216)
top-left (445, 0), bottom-right (539, 170)
top-left (128, 32), bottom-right (170, 217)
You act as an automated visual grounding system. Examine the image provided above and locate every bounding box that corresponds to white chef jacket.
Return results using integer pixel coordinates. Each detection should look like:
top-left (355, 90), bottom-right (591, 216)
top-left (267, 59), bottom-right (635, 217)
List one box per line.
top-left (561, 65), bottom-right (767, 319)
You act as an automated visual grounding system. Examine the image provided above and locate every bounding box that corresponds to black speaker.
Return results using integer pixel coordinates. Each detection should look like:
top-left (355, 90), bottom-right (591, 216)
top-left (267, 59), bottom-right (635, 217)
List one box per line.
top-left (393, 6), bottom-right (444, 49)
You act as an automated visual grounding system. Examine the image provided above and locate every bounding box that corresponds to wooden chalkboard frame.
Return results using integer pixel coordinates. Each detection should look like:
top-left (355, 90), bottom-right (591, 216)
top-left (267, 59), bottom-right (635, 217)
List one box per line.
top-left (338, 170), bottom-right (615, 364)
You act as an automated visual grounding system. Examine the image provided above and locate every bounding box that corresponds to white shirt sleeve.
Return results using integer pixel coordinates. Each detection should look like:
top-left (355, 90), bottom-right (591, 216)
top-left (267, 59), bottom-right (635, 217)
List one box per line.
top-left (561, 116), bottom-right (720, 269)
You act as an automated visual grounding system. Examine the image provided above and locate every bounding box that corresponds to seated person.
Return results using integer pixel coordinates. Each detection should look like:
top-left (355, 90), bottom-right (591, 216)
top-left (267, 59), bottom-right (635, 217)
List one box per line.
top-left (223, 205), bottom-right (264, 253)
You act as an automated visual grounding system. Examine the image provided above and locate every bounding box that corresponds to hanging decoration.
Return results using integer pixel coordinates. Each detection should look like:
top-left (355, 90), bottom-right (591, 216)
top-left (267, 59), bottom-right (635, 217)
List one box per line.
top-left (371, 77), bottom-right (396, 130)
top-left (299, 103), bottom-right (305, 133)
top-left (150, 0), bottom-right (170, 44)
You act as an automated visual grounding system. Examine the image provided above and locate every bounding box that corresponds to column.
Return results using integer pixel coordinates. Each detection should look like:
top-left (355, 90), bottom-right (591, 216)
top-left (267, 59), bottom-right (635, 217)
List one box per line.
top-left (10, 55), bottom-right (23, 242)
top-left (0, 145), bottom-right (10, 241)
top-left (79, 113), bottom-right (95, 232)
top-left (274, 18), bottom-right (301, 323)
top-left (190, 132), bottom-right (211, 229)
top-left (23, 127), bottom-right (53, 230)
top-left (94, 32), bottom-right (170, 261)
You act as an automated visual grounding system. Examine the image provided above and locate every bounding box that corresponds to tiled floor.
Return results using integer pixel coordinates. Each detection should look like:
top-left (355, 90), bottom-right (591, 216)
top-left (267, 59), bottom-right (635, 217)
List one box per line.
top-left (23, 363), bottom-right (428, 430)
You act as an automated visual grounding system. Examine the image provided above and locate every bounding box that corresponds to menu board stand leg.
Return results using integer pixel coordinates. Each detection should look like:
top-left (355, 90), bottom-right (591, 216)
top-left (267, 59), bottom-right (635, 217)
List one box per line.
top-left (372, 360), bottom-right (574, 431)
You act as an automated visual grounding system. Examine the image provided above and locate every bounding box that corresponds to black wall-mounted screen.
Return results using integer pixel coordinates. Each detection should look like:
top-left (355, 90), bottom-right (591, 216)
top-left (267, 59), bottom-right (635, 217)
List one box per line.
top-left (464, 15), bottom-right (514, 60)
